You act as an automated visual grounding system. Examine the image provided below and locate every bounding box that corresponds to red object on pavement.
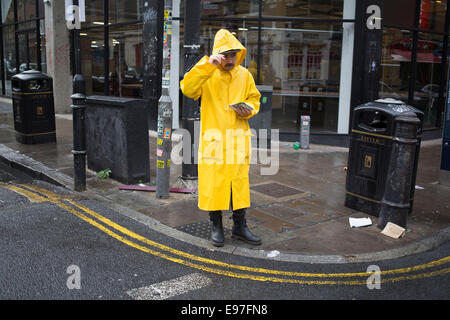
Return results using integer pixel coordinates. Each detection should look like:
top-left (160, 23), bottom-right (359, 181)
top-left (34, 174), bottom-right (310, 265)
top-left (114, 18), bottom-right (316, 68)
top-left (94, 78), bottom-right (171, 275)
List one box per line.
top-left (118, 185), bottom-right (196, 194)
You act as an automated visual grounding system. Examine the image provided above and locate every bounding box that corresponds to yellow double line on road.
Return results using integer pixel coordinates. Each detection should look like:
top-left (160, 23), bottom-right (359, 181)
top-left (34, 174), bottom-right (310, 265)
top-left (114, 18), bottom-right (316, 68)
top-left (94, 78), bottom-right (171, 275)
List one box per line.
top-left (2, 182), bottom-right (450, 285)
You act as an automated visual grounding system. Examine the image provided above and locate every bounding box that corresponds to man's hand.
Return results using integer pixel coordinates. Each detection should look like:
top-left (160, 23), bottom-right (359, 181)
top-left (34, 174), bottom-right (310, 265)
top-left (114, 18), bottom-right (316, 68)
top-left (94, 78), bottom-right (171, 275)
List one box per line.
top-left (208, 54), bottom-right (225, 66)
top-left (235, 106), bottom-right (251, 118)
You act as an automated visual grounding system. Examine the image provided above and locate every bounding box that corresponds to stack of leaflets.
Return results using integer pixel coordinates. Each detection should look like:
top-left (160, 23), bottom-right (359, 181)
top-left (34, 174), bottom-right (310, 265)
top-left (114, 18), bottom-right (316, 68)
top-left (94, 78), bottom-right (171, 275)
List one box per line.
top-left (229, 102), bottom-right (254, 112)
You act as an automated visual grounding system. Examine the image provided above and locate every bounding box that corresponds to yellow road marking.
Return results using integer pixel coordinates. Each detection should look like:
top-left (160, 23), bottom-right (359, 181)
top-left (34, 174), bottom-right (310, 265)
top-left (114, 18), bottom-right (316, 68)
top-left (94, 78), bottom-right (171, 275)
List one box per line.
top-left (35, 199), bottom-right (450, 285)
top-left (20, 184), bottom-right (75, 200)
top-left (1, 184), bottom-right (48, 202)
top-left (3, 183), bottom-right (450, 285)
top-left (21, 183), bottom-right (450, 278)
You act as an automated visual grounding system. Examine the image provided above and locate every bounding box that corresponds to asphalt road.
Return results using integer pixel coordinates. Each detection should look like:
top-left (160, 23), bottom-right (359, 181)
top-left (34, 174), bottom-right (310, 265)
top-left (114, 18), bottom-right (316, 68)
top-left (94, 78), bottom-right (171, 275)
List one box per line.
top-left (0, 162), bottom-right (449, 312)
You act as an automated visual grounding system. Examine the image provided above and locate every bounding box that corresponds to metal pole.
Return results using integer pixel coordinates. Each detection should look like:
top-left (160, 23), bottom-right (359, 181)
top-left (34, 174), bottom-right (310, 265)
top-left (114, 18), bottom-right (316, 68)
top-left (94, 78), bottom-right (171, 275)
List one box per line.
top-left (143, 0), bottom-right (164, 131)
top-left (156, 0), bottom-right (173, 199)
top-left (70, 0), bottom-right (87, 192)
top-left (181, 0), bottom-right (201, 180)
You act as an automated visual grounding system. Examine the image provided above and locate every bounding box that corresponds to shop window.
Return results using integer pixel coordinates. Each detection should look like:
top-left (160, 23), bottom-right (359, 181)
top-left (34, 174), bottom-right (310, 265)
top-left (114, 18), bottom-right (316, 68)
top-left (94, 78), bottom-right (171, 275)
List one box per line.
top-left (2, 0), bottom-right (15, 23)
top-left (17, 0), bottom-right (36, 22)
top-left (109, 23), bottom-right (143, 98)
top-left (17, 29), bottom-right (38, 73)
top-left (418, 0), bottom-right (447, 33)
top-left (80, 28), bottom-right (106, 95)
top-left (83, 0), bottom-right (105, 28)
top-left (379, 28), bottom-right (446, 129)
top-left (3, 25), bottom-right (16, 96)
top-left (379, 28), bottom-right (412, 103)
top-left (262, 0), bottom-right (344, 19)
top-left (109, 0), bottom-right (143, 24)
top-left (260, 21), bottom-right (342, 133)
top-left (414, 32), bottom-right (447, 128)
top-left (200, 0), bottom-right (259, 18)
top-left (40, 20), bottom-right (46, 73)
top-left (38, 0), bottom-right (45, 18)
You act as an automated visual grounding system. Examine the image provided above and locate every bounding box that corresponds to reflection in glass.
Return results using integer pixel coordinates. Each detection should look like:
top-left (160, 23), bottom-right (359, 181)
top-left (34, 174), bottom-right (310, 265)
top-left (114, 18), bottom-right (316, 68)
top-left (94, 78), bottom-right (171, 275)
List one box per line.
top-left (17, 30), bottom-right (38, 73)
top-left (414, 32), bottom-right (446, 128)
top-left (83, 0), bottom-right (143, 27)
top-left (201, 0), bottom-right (259, 18)
top-left (3, 1), bottom-right (14, 23)
top-left (3, 25), bottom-right (16, 95)
top-left (40, 20), bottom-right (46, 73)
top-left (109, 23), bottom-right (143, 98)
top-left (418, 0), bottom-right (447, 33)
top-left (83, 0), bottom-right (104, 27)
top-left (263, 0), bottom-right (344, 19)
top-left (379, 28), bottom-right (412, 102)
top-left (17, 0), bottom-right (36, 21)
top-left (260, 22), bottom-right (342, 133)
top-left (80, 28), bottom-right (105, 95)
top-left (109, 0), bottom-right (143, 24)
top-left (380, 28), bottom-right (445, 128)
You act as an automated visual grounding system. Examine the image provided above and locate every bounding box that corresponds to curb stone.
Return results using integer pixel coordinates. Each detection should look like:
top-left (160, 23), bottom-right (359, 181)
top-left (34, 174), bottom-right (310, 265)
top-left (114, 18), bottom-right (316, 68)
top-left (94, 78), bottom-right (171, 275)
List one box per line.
top-left (1, 143), bottom-right (449, 264)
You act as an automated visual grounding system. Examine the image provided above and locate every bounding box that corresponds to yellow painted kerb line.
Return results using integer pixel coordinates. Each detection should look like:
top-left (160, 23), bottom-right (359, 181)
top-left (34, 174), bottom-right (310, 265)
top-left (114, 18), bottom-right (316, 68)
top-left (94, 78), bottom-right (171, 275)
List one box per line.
top-left (20, 183), bottom-right (450, 278)
top-left (3, 183), bottom-right (450, 285)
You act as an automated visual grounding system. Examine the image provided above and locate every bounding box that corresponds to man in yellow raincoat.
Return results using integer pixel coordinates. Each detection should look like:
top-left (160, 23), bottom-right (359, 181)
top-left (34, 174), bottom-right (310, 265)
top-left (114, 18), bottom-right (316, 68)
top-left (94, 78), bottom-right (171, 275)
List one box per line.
top-left (180, 29), bottom-right (262, 247)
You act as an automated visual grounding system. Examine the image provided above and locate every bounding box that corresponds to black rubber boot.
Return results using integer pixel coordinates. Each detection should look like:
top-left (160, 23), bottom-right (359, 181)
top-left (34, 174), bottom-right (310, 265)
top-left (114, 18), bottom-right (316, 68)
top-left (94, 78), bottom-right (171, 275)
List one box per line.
top-left (232, 209), bottom-right (262, 245)
top-left (209, 211), bottom-right (224, 247)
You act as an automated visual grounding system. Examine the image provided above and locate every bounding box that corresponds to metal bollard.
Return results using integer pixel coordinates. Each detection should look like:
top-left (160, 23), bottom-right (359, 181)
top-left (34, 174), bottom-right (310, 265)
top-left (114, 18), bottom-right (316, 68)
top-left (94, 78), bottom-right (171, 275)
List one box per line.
top-left (71, 74), bottom-right (86, 192)
top-left (300, 115), bottom-right (310, 149)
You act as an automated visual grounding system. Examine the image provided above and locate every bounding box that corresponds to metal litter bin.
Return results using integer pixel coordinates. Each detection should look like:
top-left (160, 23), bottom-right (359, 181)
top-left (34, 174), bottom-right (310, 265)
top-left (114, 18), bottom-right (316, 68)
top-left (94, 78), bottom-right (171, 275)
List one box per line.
top-left (345, 98), bottom-right (423, 229)
top-left (11, 70), bottom-right (56, 144)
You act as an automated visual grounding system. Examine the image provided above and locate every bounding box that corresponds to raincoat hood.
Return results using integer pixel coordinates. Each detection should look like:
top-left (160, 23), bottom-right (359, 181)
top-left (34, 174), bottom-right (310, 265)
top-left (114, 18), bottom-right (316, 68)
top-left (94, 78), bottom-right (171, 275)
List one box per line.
top-left (212, 29), bottom-right (247, 68)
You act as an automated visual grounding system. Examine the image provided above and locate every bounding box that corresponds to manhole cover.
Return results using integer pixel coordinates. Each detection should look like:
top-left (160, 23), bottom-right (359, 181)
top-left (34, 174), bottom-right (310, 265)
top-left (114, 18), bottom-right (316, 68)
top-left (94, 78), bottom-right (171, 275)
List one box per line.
top-left (250, 182), bottom-right (303, 198)
top-left (175, 220), bottom-right (231, 240)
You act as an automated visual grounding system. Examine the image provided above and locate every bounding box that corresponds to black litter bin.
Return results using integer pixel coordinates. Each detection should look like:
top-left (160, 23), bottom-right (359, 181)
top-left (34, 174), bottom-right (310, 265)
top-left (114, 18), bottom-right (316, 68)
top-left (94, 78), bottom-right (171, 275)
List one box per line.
top-left (11, 70), bottom-right (56, 144)
top-left (345, 98), bottom-right (423, 229)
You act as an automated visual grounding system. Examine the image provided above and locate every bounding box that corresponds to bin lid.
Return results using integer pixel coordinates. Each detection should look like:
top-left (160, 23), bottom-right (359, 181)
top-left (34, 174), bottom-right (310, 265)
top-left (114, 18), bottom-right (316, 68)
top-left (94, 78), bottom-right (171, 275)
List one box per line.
top-left (357, 98), bottom-right (424, 117)
top-left (11, 70), bottom-right (52, 81)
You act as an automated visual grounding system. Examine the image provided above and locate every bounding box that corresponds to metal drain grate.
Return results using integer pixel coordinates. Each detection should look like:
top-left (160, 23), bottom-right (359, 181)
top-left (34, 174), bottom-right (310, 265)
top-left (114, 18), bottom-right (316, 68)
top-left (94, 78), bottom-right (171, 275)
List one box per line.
top-left (175, 220), bottom-right (231, 240)
top-left (251, 182), bottom-right (303, 198)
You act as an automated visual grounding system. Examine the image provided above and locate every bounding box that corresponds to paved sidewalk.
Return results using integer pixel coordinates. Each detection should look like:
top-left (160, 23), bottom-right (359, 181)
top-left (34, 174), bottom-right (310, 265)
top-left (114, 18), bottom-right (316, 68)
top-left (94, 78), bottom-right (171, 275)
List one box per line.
top-left (1, 97), bottom-right (450, 262)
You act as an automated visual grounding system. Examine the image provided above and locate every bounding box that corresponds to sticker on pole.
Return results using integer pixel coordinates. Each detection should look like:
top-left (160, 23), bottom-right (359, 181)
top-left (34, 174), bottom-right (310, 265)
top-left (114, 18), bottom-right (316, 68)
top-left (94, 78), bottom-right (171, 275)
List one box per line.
top-left (163, 128), bottom-right (171, 139)
top-left (157, 148), bottom-right (163, 158)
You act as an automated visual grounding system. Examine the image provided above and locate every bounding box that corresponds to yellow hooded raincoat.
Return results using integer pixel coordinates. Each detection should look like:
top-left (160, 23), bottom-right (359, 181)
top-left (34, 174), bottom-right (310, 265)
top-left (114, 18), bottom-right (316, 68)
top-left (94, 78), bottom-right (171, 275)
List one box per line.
top-left (180, 29), bottom-right (261, 211)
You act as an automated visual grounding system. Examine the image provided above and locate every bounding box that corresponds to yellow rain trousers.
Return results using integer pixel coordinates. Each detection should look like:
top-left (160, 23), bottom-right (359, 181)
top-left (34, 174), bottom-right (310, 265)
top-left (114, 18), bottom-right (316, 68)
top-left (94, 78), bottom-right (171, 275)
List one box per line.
top-left (180, 29), bottom-right (261, 211)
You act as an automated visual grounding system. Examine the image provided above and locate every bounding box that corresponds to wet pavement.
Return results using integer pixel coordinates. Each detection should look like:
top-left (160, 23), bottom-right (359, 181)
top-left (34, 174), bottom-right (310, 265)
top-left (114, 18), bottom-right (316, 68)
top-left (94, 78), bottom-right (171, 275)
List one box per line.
top-left (1, 97), bottom-right (450, 259)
